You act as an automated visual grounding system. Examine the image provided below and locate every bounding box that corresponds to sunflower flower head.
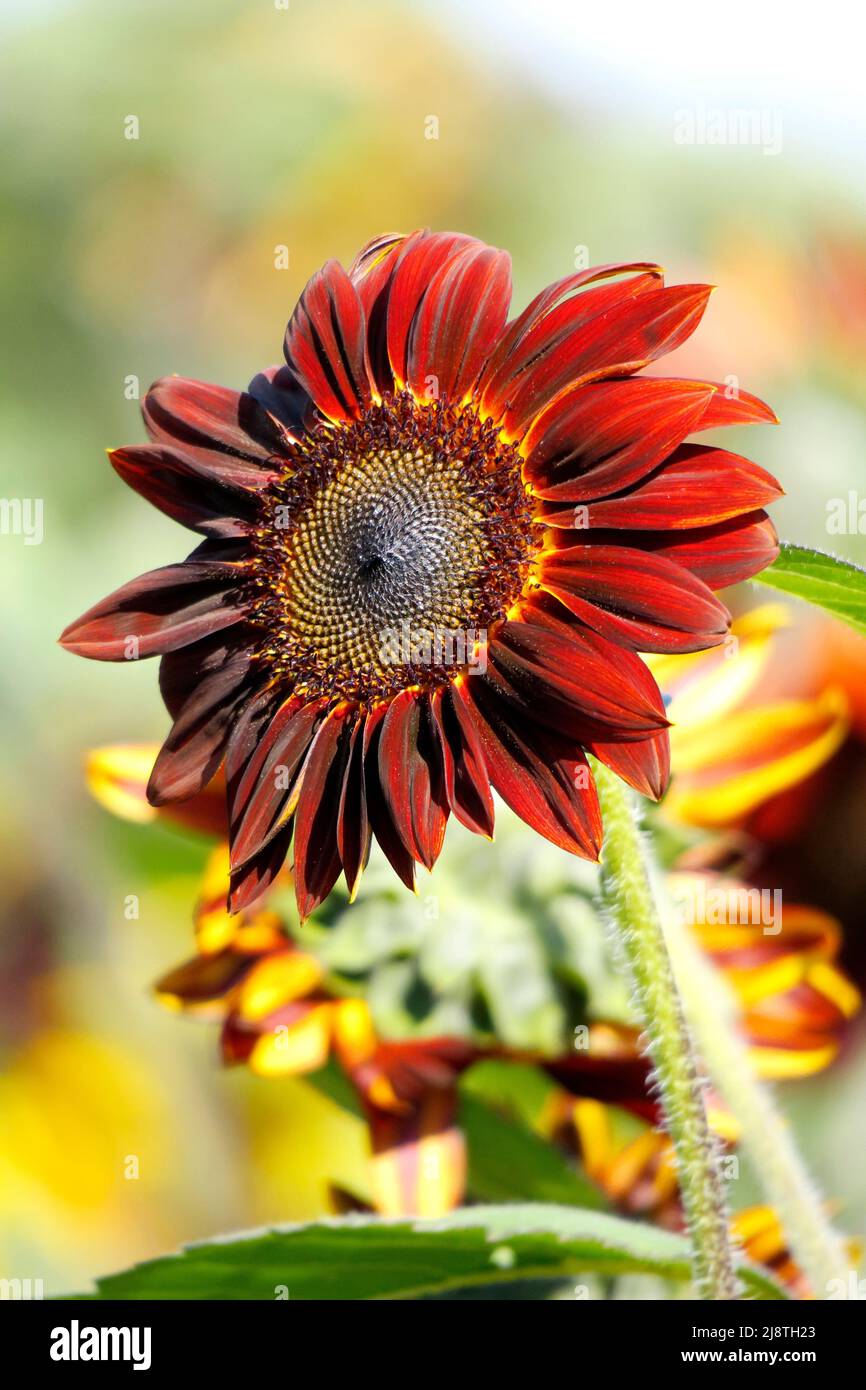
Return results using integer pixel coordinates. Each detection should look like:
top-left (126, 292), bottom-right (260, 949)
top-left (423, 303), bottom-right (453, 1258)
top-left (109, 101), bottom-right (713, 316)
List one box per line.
top-left (61, 231), bottom-right (783, 918)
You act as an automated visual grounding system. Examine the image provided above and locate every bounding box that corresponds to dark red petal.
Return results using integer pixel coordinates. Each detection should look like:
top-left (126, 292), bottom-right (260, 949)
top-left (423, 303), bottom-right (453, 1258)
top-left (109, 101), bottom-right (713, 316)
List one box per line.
top-left (386, 231), bottom-right (478, 388)
top-left (538, 544), bottom-right (730, 653)
top-left (585, 729), bottom-right (671, 801)
top-left (155, 948), bottom-right (256, 1003)
top-left (284, 259), bottom-right (371, 423)
top-left (490, 617), bottom-right (670, 733)
top-left (564, 444), bottom-right (783, 531)
top-left (58, 560), bottom-right (248, 661)
top-left (378, 690), bottom-right (449, 870)
top-left (229, 698), bottom-right (327, 871)
top-left (363, 704), bottom-right (416, 892)
top-left (293, 705), bottom-right (355, 920)
top-left (142, 377), bottom-right (290, 484)
top-left (478, 261), bottom-right (663, 416)
top-left (524, 378), bottom-right (715, 502)
top-left (635, 511), bottom-right (780, 588)
top-left (110, 444), bottom-right (261, 537)
top-left (430, 684), bottom-right (495, 838)
top-left (246, 364), bottom-right (311, 435)
top-left (186, 536), bottom-right (250, 564)
top-left (156, 627), bottom-right (253, 719)
top-left (460, 677), bottom-right (602, 859)
top-left (503, 283), bottom-right (714, 438)
top-left (405, 243), bottom-right (511, 401)
top-left (229, 822), bottom-right (293, 915)
top-left (224, 685), bottom-right (284, 793)
top-left (147, 639), bottom-right (257, 805)
top-left (337, 715), bottom-right (372, 900)
top-left (542, 1053), bottom-right (655, 1121)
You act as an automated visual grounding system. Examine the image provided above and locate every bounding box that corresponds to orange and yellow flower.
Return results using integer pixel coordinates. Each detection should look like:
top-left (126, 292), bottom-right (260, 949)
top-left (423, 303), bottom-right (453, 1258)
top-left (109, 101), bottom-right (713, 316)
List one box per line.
top-left (85, 744), bottom-right (860, 1229)
top-left (651, 604), bottom-right (849, 830)
top-left (154, 844), bottom-right (474, 1218)
top-left (670, 872), bottom-right (860, 1080)
top-left (544, 1095), bottom-right (823, 1296)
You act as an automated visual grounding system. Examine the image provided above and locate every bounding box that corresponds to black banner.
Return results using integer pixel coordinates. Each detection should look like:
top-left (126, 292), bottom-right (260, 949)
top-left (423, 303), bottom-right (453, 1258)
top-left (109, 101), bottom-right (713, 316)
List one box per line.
top-left (6, 1295), bottom-right (860, 1375)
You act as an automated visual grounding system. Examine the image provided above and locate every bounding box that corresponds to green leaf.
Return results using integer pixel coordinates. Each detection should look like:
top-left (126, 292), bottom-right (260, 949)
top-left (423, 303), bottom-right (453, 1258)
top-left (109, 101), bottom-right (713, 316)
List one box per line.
top-left (460, 1094), bottom-right (608, 1209)
top-left (78, 1204), bottom-right (787, 1300)
top-left (754, 543), bottom-right (866, 637)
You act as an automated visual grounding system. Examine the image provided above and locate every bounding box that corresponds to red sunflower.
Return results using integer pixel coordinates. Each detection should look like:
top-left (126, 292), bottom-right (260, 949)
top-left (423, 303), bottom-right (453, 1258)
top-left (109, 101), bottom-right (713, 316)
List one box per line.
top-left (60, 230), bottom-right (783, 918)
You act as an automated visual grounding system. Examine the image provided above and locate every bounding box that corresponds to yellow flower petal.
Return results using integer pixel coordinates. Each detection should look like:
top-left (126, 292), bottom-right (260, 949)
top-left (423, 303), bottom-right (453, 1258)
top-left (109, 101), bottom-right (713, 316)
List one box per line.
top-left (85, 744), bottom-right (160, 823)
top-left (237, 952), bottom-right (325, 1021)
top-left (248, 1005), bottom-right (334, 1077)
top-left (666, 690), bottom-right (848, 826)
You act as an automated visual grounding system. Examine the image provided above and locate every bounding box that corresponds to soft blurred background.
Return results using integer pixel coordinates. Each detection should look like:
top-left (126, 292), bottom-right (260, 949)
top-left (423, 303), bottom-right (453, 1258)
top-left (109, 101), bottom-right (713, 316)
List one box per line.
top-left (1, 0), bottom-right (865, 1296)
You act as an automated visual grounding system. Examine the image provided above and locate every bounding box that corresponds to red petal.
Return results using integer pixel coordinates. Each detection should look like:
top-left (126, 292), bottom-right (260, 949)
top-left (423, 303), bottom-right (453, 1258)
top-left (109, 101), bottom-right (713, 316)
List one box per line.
top-left (337, 714), bottom-right (372, 901)
top-left (229, 697), bottom-right (327, 870)
top-left (246, 364), bottom-right (311, 435)
top-left (634, 511), bottom-right (780, 588)
top-left (663, 378), bottom-right (779, 430)
top-left (58, 560), bottom-right (248, 661)
top-left (229, 822), bottom-right (293, 915)
top-left (385, 232), bottom-right (479, 388)
top-left (110, 444), bottom-right (261, 537)
top-left (157, 628), bottom-right (251, 718)
top-left (503, 284), bottom-right (714, 437)
top-left (148, 640), bottom-right (257, 805)
top-left (293, 705), bottom-right (355, 920)
top-left (539, 544), bottom-right (730, 653)
top-left (430, 684), bottom-right (495, 838)
top-left (284, 259), bottom-right (371, 422)
top-left (349, 232), bottom-right (410, 394)
top-left (489, 617), bottom-right (670, 733)
top-left (460, 677), bottom-right (602, 859)
top-left (363, 704), bottom-right (416, 892)
top-left (349, 233), bottom-right (407, 291)
top-left (405, 243), bottom-right (511, 401)
top-left (478, 262), bottom-right (663, 417)
top-left (143, 377), bottom-right (290, 484)
top-left (524, 378), bottom-right (715, 502)
top-left (224, 686), bottom-right (283, 796)
top-left (378, 691), bottom-right (449, 870)
top-left (564, 444), bottom-right (783, 531)
top-left (585, 729), bottom-right (671, 801)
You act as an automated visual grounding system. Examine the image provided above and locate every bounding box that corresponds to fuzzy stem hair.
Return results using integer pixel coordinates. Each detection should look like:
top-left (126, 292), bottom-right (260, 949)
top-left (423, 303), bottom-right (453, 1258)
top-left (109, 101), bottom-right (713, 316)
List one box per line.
top-left (592, 758), bottom-right (741, 1300)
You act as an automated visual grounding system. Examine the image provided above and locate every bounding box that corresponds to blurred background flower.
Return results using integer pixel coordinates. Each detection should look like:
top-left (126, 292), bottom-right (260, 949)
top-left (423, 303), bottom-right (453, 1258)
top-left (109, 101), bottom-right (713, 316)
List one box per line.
top-left (2, 0), bottom-right (865, 1294)
top-left (76, 747), bottom-right (861, 1297)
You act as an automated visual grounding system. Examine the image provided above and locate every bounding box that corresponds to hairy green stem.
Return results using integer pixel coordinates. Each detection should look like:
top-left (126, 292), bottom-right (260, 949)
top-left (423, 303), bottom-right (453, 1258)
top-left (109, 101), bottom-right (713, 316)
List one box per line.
top-left (592, 760), bottom-right (741, 1300)
top-left (662, 898), bottom-right (854, 1299)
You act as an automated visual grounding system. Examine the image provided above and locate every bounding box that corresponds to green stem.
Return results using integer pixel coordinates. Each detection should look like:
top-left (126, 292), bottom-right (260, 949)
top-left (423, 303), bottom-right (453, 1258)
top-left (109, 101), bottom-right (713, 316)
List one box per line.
top-left (662, 898), bottom-right (854, 1299)
top-left (592, 759), bottom-right (741, 1300)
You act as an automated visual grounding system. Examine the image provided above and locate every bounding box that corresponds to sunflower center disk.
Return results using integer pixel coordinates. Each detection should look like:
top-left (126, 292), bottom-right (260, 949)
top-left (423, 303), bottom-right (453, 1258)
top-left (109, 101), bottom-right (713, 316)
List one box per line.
top-left (251, 392), bottom-right (537, 704)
